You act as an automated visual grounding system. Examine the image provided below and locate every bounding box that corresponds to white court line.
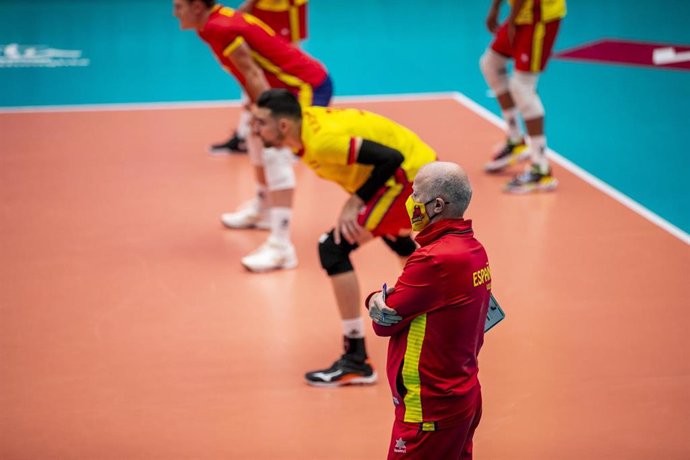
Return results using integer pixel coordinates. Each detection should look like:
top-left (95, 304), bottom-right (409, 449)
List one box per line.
top-left (335, 92), bottom-right (458, 103)
top-left (0, 92), bottom-right (458, 114)
top-left (450, 91), bottom-right (689, 245)
top-left (1, 91), bottom-right (687, 244)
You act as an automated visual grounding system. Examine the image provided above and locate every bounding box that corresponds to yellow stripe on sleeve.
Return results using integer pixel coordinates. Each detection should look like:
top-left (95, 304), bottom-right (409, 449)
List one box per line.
top-left (402, 313), bottom-right (427, 423)
top-left (242, 13), bottom-right (277, 36)
top-left (223, 37), bottom-right (245, 57)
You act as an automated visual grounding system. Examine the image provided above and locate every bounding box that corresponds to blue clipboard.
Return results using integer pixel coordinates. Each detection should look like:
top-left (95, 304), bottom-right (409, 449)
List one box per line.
top-left (484, 294), bottom-right (505, 332)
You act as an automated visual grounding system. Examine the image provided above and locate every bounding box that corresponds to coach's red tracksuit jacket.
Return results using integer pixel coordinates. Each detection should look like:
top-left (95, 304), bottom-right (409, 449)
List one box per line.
top-left (369, 218), bottom-right (491, 425)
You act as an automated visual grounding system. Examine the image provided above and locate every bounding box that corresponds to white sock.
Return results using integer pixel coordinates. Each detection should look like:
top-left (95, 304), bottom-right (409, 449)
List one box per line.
top-left (342, 317), bottom-right (365, 339)
top-left (528, 135), bottom-right (549, 173)
top-left (270, 207), bottom-right (292, 245)
top-left (502, 107), bottom-right (522, 143)
top-left (236, 109), bottom-right (252, 139)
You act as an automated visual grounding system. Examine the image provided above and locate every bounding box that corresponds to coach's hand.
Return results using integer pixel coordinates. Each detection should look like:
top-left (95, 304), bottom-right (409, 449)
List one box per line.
top-left (368, 288), bottom-right (401, 326)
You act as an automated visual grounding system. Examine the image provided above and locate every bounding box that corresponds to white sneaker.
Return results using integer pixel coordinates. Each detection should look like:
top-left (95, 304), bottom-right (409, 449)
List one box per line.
top-left (220, 198), bottom-right (270, 230)
top-left (241, 239), bottom-right (298, 272)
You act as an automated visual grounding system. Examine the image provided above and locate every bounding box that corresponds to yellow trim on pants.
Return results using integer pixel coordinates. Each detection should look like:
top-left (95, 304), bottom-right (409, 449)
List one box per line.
top-left (402, 314), bottom-right (427, 423)
top-left (289, 5), bottom-right (301, 43)
top-left (530, 21), bottom-right (546, 73)
top-left (363, 183), bottom-right (404, 231)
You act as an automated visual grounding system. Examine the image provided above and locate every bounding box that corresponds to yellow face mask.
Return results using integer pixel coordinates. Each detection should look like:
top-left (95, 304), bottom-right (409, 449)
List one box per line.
top-left (406, 196), bottom-right (437, 232)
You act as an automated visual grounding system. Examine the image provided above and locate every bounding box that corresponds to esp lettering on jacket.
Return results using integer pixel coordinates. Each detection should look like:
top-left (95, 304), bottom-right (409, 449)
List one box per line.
top-left (472, 264), bottom-right (491, 290)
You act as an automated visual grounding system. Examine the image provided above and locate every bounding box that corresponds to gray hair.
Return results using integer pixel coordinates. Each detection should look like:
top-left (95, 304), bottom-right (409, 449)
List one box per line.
top-left (421, 162), bottom-right (472, 218)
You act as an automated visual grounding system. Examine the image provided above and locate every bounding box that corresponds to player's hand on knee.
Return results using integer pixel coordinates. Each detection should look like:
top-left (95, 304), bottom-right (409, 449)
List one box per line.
top-left (335, 195), bottom-right (365, 245)
top-left (336, 219), bottom-right (363, 245)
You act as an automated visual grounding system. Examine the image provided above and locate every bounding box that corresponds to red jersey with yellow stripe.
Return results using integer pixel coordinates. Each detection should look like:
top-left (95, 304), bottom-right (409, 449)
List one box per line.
top-left (510, 0), bottom-right (567, 24)
top-left (298, 106), bottom-right (437, 194)
top-left (198, 4), bottom-right (326, 99)
top-left (250, 0), bottom-right (308, 43)
top-left (371, 218), bottom-right (490, 424)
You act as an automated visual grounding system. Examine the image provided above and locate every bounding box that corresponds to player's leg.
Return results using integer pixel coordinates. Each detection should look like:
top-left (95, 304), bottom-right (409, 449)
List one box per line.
top-left (304, 229), bottom-right (378, 387)
top-left (304, 181), bottom-right (417, 386)
top-left (480, 23), bottom-right (529, 173)
top-left (220, 131), bottom-right (271, 230)
top-left (209, 94), bottom-right (250, 154)
top-left (240, 144), bottom-right (299, 272)
top-left (382, 233), bottom-right (417, 267)
top-left (504, 20), bottom-right (562, 193)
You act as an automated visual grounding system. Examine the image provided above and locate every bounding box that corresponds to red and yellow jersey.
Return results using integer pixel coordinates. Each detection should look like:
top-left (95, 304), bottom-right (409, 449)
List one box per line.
top-left (510, 0), bottom-right (567, 24)
top-left (297, 106), bottom-right (437, 194)
top-left (197, 4), bottom-right (326, 98)
top-left (250, 0), bottom-right (308, 43)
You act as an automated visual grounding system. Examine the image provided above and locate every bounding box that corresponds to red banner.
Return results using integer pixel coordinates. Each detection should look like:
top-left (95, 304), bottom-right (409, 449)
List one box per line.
top-left (554, 39), bottom-right (690, 71)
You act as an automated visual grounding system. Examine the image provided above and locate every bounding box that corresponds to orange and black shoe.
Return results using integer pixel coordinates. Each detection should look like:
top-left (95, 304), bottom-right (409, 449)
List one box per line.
top-left (305, 355), bottom-right (378, 387)
top-left (484, 138), bottom-right (529, 173)
top-left (504, 164), bottom-right (559, 194)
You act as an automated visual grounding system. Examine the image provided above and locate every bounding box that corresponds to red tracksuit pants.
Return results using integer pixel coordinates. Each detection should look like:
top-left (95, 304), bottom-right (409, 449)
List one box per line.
top-left (387, 392), bottom-right (482, 460)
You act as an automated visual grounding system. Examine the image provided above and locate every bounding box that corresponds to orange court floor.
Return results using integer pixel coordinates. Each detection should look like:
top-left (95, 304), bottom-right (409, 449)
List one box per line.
top-left (1, 97), bottom-right (689, 459)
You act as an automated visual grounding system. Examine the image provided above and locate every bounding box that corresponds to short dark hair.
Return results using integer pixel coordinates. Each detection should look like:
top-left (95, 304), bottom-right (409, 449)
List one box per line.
top-left (189, 0), bottom-right (216, 7)
top-left (256, 89), bottom-right (302, 120)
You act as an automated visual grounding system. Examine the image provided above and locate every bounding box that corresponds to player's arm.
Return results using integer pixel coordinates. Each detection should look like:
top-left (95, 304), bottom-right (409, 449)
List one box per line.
top-left (486, 0), bottom-right (503, 33)
top-left (354, 139), bottom-right (404, 202)
top-left (226, 41), bottom-right (270, 101)
top-left (507, 0), bottom-right (527, 24)
top-left (505, 0), bottom-right (526, 43)
top-left (335, 139), bottom-right (404, 245)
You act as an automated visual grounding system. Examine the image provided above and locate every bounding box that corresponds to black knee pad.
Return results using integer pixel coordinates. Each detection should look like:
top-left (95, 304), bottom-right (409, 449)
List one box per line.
top-left (318, 230), bottom-right (358, 276)
top-left (382, 235), bottom-right (417, 257)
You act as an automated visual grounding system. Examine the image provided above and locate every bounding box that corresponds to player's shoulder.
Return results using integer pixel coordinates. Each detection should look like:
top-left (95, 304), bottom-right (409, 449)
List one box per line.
top-left (206, 7), bottom-right (242, 29)
top-left (302, 106), bottom-right (332, 127)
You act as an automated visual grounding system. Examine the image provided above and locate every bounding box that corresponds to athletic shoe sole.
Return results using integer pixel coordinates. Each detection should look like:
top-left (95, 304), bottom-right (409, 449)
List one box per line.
top-left (220, 220), bottom-right (271, 230)
top-left (504, 177), bottom-right (559, 194)
top-left (305, 372), bottom-right (378, 388)
top-left (241, 258), bottom-right (299, 273)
